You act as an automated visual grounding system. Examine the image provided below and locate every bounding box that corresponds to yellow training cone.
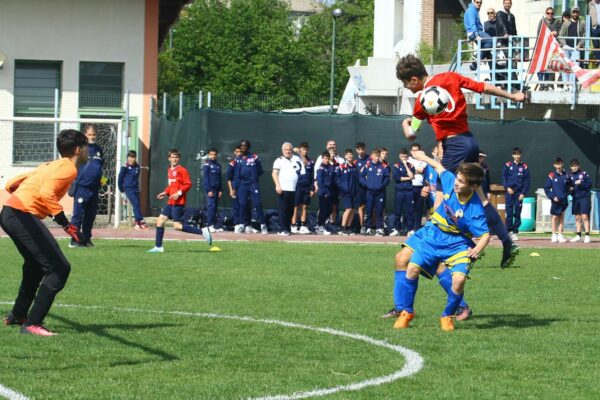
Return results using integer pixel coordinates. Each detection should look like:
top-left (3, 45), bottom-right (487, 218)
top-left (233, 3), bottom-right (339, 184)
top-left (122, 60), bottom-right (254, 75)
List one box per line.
top-left (209, 246), bottom-right (222, 252)
top-left (529, 252), bottom-right (540, 257)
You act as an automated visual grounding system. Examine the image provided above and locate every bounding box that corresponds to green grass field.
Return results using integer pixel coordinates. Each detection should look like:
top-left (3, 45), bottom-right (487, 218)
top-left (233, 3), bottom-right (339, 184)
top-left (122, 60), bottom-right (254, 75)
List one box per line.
top-left (1, 238), bottom-right (599, 399)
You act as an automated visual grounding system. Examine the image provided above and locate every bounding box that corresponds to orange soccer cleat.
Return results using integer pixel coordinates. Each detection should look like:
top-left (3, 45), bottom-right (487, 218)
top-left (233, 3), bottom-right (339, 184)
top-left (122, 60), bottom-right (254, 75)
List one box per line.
top-left (393, 310), bottom-right (415, 329)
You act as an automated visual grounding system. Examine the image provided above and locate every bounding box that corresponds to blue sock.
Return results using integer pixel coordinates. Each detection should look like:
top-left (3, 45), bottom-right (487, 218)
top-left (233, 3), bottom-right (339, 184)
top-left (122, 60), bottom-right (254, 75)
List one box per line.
top-left (155, 227), bottom-right (165, 247)
top-left (401, 276), bottom-right (419, 314)
top-left (437, 269), bottom-right (468, 308)
top-left (182, 224), bottom-right (202, 235)
top-left (442, 289), bottom-right (464, 317)
top-left (393, 270), bottom-right (406, 311)
top-left (484, 203), bottom-right (511, 246)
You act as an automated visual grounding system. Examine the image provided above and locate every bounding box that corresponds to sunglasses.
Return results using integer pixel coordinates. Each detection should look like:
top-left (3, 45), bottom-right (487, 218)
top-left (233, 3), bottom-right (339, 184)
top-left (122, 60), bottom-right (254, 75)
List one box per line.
top-left (546, 12), bottom-right (554, 15)
top-left (488, 12), bottom-right (495, 14)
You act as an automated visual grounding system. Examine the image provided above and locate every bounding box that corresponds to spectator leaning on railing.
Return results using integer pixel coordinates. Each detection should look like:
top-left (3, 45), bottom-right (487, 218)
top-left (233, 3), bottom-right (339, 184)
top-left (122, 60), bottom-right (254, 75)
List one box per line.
top-left (537, 7), bottom-right (560, 90)
top-left (464, 0), bottom-right (493, 71)
top-left (588, 0), bottom-right (600, 63)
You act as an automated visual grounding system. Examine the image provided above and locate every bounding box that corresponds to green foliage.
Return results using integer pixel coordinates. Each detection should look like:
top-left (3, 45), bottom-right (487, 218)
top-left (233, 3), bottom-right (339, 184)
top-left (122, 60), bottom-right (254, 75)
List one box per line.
top-left (415, 41), bottom-right (447, 65)
top-left (158, 0), bottom-right (374, 107)
top-left (1, 240), bottom-right (600, 398)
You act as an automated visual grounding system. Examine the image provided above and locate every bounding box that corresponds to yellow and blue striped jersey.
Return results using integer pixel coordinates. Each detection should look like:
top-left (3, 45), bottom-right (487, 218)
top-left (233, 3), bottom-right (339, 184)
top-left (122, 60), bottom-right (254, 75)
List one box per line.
top-left (430, 170), bottom-right (488, 239)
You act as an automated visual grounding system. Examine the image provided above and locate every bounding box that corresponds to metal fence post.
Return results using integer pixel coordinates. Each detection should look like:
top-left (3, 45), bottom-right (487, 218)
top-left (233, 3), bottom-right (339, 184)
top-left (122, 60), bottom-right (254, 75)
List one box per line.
top-left (207, 92), bottom-right (212, 108)
top-left (53, 88), bottom-right (59, 160)
top-left (179, 92), bottom-right (183, 119)
top-left (162, 93), bottom-right (167, 116)
top-left (124, 90), bottom-right (130, 154)
top-left (199, 90), bottom-right (203, 109)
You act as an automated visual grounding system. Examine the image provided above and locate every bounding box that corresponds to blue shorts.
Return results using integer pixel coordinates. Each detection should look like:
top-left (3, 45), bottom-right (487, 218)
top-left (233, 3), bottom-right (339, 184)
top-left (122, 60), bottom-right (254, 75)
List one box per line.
top-left (403, 224), bottom-right (474, 279)
top-left (295, 185), bottom-right (311, 206)
top-left (161, 204), bottom-right (185, 222)
top-left (550, 200), bottom-right (568, 216)
top-left (441, 132), bottom-right (479, 174)
top-left (340, 195), bottom-right (355, 210)
top-left (572, 196), bottom-right (591, 215)
top-left (356, 187), bottom-right (366, 206)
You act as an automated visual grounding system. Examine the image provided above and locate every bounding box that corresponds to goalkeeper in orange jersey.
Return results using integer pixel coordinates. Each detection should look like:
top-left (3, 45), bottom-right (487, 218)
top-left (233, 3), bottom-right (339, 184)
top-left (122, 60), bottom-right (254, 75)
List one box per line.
top-left (1, 129), bottom-right (88, 336)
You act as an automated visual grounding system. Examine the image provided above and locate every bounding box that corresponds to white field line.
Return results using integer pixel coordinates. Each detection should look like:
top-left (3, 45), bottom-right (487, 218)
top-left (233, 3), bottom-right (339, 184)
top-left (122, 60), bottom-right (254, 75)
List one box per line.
top-left (0, 302), bottom-right (424, 399)
top-left (0, 384), bottom-right (30, 400)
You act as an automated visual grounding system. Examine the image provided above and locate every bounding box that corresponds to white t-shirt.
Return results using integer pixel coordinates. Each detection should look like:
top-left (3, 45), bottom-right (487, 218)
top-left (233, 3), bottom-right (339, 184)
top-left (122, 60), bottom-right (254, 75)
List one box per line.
top-left (273, 155), bottom-right (303, 191)
top-left (408, 157), bottom-right (426, 186)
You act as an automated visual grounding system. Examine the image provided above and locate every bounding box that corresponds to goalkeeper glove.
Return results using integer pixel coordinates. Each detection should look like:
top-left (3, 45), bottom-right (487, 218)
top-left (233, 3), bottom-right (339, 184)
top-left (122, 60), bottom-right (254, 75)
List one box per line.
top-left (53, 212), bottom-right (84, 243)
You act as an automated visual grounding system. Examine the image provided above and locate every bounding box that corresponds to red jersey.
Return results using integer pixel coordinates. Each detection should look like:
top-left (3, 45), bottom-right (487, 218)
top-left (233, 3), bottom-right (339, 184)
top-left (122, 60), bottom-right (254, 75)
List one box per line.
top-left (163, 164), bottom-right (191, 206)
top-left (413, 72), bottom-right (485, 141)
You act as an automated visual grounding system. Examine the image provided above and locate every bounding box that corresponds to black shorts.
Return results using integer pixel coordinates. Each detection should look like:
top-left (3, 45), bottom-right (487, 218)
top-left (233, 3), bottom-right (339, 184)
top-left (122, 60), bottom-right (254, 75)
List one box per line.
top-left (294, 185), bottom-right (311, 206)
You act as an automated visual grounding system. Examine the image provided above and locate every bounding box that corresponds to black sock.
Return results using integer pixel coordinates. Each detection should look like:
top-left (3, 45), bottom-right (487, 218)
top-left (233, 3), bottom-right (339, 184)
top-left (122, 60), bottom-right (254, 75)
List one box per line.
top-left (577, 232), bottom-right (582, 237)
top-left (484, 203), bottom-right (511, 246)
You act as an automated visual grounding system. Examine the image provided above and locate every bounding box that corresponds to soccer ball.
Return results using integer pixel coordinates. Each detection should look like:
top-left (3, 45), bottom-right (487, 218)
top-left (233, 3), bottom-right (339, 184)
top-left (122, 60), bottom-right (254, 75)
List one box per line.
top-left (419, 86), bottom-right (450, 115)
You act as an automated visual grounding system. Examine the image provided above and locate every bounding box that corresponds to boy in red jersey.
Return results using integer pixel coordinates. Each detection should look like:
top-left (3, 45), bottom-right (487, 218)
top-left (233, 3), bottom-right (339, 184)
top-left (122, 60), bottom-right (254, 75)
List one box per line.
top-left (1, 129), bottom-right (88, 336)
top-left (397, 54), bottom-right (524, 268)
top-left (148, 149), bottom-right (212, 252)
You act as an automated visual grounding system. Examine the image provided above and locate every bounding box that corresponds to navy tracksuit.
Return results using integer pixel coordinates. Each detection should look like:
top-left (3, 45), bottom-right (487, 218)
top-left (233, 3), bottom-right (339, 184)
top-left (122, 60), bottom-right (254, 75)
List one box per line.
top-left (234, 153), bottom-right (264, 225)
top-left (226, 160), bottom-right (239, 225)
top-left (334, 161), bottom-right (358, 210)
top-left (502, 161), bottom-right (531, 233)
top-left (355, 155), bottom-right (369, 207)
top-left (392, 162), bottom-right (414, 233)
top-left (316, 163), bottom-right (335, 226)
top-left (295, 158), bottom-right (314, 206)
top-left (71, 143), bottom-right (103, 243)
top-left (544, 169), bottom-right (571, 216)
top-left (360, 160), bottom-right (390, 229)
top-left (203, 159), bottom-right (222, 227)
top-left (569, 169), bottom-right (592, 215)
top-left (118, 162), bottom-right (143, 222)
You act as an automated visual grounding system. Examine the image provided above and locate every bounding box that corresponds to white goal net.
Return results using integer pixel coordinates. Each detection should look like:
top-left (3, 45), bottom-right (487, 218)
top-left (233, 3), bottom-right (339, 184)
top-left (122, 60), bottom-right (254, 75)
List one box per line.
top-left (0, 116), bottom-right (125, 228)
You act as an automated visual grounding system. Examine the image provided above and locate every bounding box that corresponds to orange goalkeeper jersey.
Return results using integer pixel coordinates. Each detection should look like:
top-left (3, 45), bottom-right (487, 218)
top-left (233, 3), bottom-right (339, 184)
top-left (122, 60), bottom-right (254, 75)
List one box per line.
top-left (4, 158), bottom-right (77, 219)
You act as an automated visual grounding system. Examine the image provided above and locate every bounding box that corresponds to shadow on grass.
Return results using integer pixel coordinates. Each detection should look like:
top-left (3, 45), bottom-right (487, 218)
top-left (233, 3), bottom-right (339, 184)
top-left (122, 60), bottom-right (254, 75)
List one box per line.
top-left (50, 314), bottom-right (179, 362)
top-left (467, 313), bottom-right (562, 329)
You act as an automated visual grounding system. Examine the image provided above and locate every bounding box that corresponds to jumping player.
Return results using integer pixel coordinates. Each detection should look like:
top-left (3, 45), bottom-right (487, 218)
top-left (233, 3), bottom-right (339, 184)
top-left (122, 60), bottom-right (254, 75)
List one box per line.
top-left (148, 149), bottom-right (212, 252)
top-left (1, 129), bottom-right (88, 336)
top-left (397, 54), bottom-right (524, 268)
top-left (393, 151), bottom-right (489, 331)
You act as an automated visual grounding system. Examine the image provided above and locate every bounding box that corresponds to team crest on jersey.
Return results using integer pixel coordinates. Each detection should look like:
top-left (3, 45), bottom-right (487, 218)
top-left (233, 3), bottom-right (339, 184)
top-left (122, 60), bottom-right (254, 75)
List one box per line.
top-left (579, 174), bottom-right (583, 179)
top-left (443, 193), bottom-right (450, 200)
top-left (454, 209), bottom-right (464, 219)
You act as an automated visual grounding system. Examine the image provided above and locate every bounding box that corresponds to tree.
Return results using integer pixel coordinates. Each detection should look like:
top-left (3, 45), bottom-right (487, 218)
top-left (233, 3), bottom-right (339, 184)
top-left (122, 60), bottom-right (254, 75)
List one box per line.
top-left (158, 0), bottom-right (374, 107)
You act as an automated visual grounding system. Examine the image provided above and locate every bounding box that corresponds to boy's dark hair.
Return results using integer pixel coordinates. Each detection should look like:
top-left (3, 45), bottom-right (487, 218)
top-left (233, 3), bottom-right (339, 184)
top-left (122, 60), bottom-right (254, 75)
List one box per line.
top-left (240, 139), bottom-right (251, 148)
top-left (168, 148), bottom-right (181, 157)
top-left (233, 145), bottom-right (241, 151)
top-left (127, 150), bottom-right (137, 158)
top-left (457, 163), bottom-right (484, 186)
top-left (396, 54), bottom-right (427, 82)
top-left (411, 143), bottom-right (421, 150)
top-left (399, 148), bottom-right (409, 156)
top-left (512, 147), bottom-right (522, 154)
top-left (356, 142), bottom-right (366, 149)
top-left (300, 142), bottom-right (309, 149)
top-left (321, 151), bottom-right (331, 158)
top-left (380, 147), bottom-right (388, 152)
top-left (344, 148), bottom-right (353, 155)
top-left (208, 147), bottom-right (218, 154)
top-left (569, 158), bottom-right (580, 167)
top-left (57, 129), bottom-right (88, 157)
top-left (371, 148), bottom-right (381, 155)
top-left (83, 124), bottom-right (97, 134)
top-left (554, 157), bottom-right (563, 164)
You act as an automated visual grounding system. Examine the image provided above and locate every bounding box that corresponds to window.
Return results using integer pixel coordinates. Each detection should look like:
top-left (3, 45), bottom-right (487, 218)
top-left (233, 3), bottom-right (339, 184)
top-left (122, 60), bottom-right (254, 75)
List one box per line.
top-left (79, 62), bottom-right (124, 109)
top-left (13, 60), bottom-right (61, 164)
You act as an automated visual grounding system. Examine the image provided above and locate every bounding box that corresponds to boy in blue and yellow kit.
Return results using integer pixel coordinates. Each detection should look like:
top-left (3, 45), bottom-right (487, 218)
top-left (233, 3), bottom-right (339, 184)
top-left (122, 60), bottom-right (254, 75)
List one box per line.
top-left (393, 151), bottom-right (490, 332)
top-left (568, 158), bottom-right (592, 243)
top-left (203, 148), bottom-right (222, 232)
top-left (118, 150), bottom-right (148, 230)
top-left (335, 149), bottom-right (358, 235)
top-left (360, 148), bottom-right (390, 236)
top-left (544, 157), bottom-right (571, 243)
top-left (502, 147), bottom-right (530, 241)
top-left (390, 149), bottom-right (414, 237)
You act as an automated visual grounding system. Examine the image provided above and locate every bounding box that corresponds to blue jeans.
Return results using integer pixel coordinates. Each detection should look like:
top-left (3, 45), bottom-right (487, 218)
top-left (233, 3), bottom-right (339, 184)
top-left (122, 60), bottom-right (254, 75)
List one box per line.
top-left (468, 32), bottom-right (493, 62)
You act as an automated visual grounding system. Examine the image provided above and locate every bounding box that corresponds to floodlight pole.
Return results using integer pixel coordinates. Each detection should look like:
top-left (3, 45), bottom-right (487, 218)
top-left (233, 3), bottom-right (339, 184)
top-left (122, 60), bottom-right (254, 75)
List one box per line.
top-left (329, 8), bottom-right (343, 114)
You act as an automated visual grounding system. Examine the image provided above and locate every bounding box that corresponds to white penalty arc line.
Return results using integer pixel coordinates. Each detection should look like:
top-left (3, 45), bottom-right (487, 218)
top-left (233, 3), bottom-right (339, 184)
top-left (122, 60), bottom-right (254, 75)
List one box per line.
top-left (0, 385), bottom-right (29, 400)
top-left (0, 302), bottom-right (424, 400)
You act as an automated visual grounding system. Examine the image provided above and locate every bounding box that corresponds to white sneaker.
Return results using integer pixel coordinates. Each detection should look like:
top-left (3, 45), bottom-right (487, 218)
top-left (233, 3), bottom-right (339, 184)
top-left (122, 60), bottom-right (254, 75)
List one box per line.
top-left (558, 234), bottom-right (567, 243)
top-left (366, 228), bottom-right (373, 236)
top-left (234, 224), bottom-right (244, 234)
top-left (375, 229), bottom-right (385, 236)
top-left (277, 231), bottom-right (291, 236)
top-left (216, 228), bottom-right (224, 232)
top-left (208, 225), bottom-right (216, 233)
top-left (291, 226), bottom-right (299, 234)
top-left (299, 226), bottom-right (310, 234)
top-left (551, 233), bottom-right (558, 243)
top-left (261, 224), bottom-right (268, 234)
top-left (584, 235), bottom-right (591, 244)
top-left (323, 228), bottom-right (331, 236)
top-left (147, 246), bottom-right (164, 253)
top-left (245, 225), bottom-right (259, 234)
top-left (407, 230), bottom-right (415, 238)
top-left (315, 225), bottom-right (324, 234)
top-left (570, 235), bottom-right (581, 243)
top-left (510, 232), bottom-right (519, 241)
top-left (389, 229), bottom-right (400, 237)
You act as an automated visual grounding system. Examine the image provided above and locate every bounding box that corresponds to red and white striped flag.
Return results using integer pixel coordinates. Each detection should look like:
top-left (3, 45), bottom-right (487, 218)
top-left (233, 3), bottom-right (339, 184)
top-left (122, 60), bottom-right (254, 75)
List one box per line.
top-left (529, 23), bottom-right (600, 88)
